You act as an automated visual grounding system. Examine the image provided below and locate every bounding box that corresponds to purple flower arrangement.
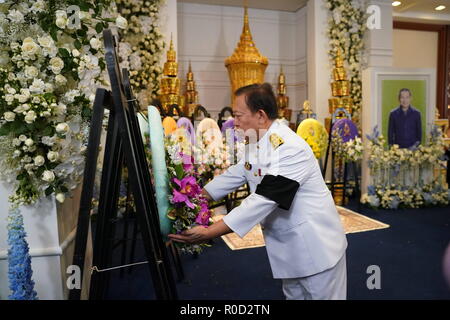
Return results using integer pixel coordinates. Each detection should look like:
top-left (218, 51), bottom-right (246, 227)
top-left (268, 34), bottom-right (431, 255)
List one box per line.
top-left (166, 151), bottom-right (212, 254)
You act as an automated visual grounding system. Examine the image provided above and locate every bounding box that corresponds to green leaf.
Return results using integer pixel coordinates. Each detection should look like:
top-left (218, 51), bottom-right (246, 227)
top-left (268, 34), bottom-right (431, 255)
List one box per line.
top-left (58, 48), bottom-right (70, 58)
top-left (50, 27), bottom-right (58, 42)
top-left (45, 186), bottom-right (54, 197)
top-left (175, 164), bottom-right (184, 180)
top-left (60, 186), bottom-right (69, 193)
top-left (95, 22), bottom-right (103, 34)
top-left (42, 126), bottom-right (54, 137)
top-left (76, 29), bottom-right (87, 38)
top-left (74, 39), bottom-right (82, 50)
top-left (36, 167), bottom-right (45, 178)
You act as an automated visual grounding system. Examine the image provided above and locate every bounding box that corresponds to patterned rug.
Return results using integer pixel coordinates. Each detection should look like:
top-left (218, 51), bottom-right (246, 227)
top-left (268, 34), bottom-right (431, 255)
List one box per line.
top-left (211, 205), bottom-right (390, 251)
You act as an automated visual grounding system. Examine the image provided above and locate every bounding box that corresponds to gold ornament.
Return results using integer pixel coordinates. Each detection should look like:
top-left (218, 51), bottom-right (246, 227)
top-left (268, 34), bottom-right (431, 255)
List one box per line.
top-left (225, 6), bottom-right (268, 103)
top-left (269, 133), bottom-right (284, 150)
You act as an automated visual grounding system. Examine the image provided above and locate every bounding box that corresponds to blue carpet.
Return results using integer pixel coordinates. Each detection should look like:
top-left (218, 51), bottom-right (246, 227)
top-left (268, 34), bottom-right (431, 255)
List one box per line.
top-left (104, 202), bottom-right (450, 300)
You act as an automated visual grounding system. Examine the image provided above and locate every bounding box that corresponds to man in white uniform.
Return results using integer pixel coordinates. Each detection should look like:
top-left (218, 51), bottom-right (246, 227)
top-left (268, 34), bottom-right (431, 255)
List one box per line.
top-left (169, 83), bottom-right (348, 300)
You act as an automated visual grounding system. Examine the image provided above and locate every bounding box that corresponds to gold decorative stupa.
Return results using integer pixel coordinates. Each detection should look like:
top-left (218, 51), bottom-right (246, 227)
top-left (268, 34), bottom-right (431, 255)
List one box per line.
top-left (159, 35), bottom-right (185, 113)
top-left (328, 49), bottom-right (353, 116)
top-left (183, 61), bottom-right (199, 117)
top-left (225, 6), bottom-right (268, 103)
top-left (276, 65), bottom-right (292, 121)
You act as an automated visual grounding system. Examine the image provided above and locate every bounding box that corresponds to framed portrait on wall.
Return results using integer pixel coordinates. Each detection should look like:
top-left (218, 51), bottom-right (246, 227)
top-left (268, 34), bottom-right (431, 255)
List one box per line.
top-left (362, 68), bottom-right (436, 146)
top-left (361, 67), bottom-right (436, 191)
top-left (381, 80), bottom-right (427, 147)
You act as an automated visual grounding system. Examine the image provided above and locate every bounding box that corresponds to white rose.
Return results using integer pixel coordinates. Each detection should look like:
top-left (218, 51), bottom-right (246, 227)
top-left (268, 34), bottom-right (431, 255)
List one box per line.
top-left (72, 49), bottom-right (80, 57)
top-left (55, 10), bottom-right (67, 29)
top-left (56, 122), bottom-right (69, 134)
top-left (24, 110), bottom-right (37, 124)
top-left (47, 151), bottom-right (59, 162)
top-left (55, 103), bottom-right (67, 115)
top-left (55, 74), bottom-right (67, 85)
top-left (25, 138), bottom-right (34, 147)
top-left (37, 36), bottom-right (53, 48)
top-left (12, 138), bottom-right (21, 146)
top-left (29, 78), bottom-right (45, 93)
top-left (4, 111), bottom-right (15, 122)
top-left (34, 155), bottom-right (45, 167)
top-left (19, 135), bottom-right (27, 141)
top-left (116, 15), bottom-right (128, 29)
top-left (89, 38), bottom-right (101, 50)
top-left (7, 9), bottom-right (24, 23)
top-left (24, 65), bottom-right (39, 78)
top-left (42, 170), bottom-right (55, 182)
top-left (56, 193), bottom-right (65, 203)
top-left (13, 105), bottom-right (24, 113)
top-left (49, 57), bottom-right (64, 74)
top-left (55, 10), bottom-right (67, 20)
top-left (21, 37), bottom-right (40, 58)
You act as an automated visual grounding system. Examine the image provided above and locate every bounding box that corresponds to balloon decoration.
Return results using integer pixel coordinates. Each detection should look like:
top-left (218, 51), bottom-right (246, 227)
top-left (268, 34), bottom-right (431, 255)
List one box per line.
top-left (147, 106), bottom-right (172, 239)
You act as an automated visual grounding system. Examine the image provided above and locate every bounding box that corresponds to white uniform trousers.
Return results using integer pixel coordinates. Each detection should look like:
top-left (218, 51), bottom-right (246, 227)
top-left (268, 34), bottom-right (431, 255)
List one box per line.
top-left (282, 253), bottom-right (347, 300)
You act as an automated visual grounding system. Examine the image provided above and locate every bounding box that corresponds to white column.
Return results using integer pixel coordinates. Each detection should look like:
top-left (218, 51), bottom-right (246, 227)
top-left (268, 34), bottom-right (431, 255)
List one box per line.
top-left (365, 0), bottom-right (393, 67)
top-left (307, 0), bottom-right (331, 124)
top-left (361, 0), bottom-right (394, 194)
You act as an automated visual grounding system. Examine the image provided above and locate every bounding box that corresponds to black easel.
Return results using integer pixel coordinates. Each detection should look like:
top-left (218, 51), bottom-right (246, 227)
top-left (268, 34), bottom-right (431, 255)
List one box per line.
top-left (69, 29), bottom-right (177, 300)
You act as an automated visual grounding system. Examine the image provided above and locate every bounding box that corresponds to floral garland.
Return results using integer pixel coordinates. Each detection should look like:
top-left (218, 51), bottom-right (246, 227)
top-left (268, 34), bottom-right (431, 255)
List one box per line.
top-left (165, 129), bottom-right (212, 254)
top-left (116, 0), bottom-right (165, 108)
top-left (326, 0), bottom-right (367, 127)
top-left (0, 0), bottom-right (126, 206)
top-left (361, 126), bottom-right (449, 209)
top-left (331, 130), bottom-right (363, 162)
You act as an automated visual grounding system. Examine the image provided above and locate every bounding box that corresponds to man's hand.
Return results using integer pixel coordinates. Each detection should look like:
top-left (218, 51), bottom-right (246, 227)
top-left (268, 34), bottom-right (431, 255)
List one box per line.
top-left (201, 189), bottom-right (212, 201)
top-left (168, 220), bottom-right (232, 244)
top-left (168, 226), bottom-right (210, 244)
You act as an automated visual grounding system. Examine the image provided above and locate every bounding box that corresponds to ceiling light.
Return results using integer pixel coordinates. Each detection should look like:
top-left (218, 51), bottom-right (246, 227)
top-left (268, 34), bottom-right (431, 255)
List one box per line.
top-left (392, 1), bottom-right (401, 6)
top-left (435, 5), bottom-right (446, 11)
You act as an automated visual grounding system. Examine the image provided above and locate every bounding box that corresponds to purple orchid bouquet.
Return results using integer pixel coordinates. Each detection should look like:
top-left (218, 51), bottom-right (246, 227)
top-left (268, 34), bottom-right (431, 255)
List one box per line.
top-left (165, 135), bottom-right (213, 254)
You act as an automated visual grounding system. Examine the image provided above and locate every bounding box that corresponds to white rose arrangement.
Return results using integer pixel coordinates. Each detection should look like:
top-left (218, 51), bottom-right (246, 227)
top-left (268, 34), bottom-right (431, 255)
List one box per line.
top-left (0, 0), bottom-right (127, 206)
top-left (326, 0), bottom-right (367, 128)
top-left (361, 125), bottom-right (449, 209)
top-left (116, 0), bottom-right (166, 108)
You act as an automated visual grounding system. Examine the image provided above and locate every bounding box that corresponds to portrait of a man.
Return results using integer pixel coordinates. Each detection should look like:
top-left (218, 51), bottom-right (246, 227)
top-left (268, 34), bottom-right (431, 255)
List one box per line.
top-left (387, 88), bottom-right (422, 148)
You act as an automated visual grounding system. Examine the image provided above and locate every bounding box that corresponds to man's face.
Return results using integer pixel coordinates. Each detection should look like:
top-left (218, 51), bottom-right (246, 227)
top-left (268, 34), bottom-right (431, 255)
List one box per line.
top-left (233, 94), bottom-right (261, 134)
top-left (399, 91), bottom-right (411, 108)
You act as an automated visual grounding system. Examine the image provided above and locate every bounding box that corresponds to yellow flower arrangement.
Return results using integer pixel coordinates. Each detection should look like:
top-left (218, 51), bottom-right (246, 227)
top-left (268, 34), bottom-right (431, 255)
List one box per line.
top-left (296, 119), bottom-right (329, 159)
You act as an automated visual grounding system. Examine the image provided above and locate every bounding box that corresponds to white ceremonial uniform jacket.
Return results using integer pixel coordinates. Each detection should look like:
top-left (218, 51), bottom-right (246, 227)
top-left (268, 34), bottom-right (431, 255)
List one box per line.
top-left (204, 120), bottom-right (347, 279)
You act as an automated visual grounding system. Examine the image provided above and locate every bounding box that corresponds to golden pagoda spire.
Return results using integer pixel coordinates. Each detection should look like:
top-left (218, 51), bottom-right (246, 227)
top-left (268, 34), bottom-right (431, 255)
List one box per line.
top-left (184, 61), bottom-right (199, 116)
top-left (225, 4), bottom-right (268, 103)
top-left (328, 47), bottom-right (353, 117)
top-left (276, 65), bottom-right (291, 120)
top-left (160, 33), bottom-right (185, 113)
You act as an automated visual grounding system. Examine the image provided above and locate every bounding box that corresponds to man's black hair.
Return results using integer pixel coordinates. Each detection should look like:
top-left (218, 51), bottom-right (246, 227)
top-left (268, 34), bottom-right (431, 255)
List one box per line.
top-left (235, 83), bottom-right (278, 120)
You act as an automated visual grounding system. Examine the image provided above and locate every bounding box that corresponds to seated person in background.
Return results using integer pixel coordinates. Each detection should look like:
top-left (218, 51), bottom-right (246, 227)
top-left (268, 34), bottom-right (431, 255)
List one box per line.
top-left (388, 88), bottom-right (422, 148)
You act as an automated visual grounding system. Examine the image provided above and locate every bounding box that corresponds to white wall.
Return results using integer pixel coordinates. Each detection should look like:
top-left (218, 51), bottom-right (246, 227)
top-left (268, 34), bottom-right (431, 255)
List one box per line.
top-left (177, 2), bottom-right (308, 120)
top-left (392, 29), bottom-right (438, 69)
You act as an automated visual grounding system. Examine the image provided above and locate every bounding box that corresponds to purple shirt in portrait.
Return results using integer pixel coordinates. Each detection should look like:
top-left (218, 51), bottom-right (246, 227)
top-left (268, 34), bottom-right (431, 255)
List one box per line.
top-left (388, 106), bottom-right (422, 148)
